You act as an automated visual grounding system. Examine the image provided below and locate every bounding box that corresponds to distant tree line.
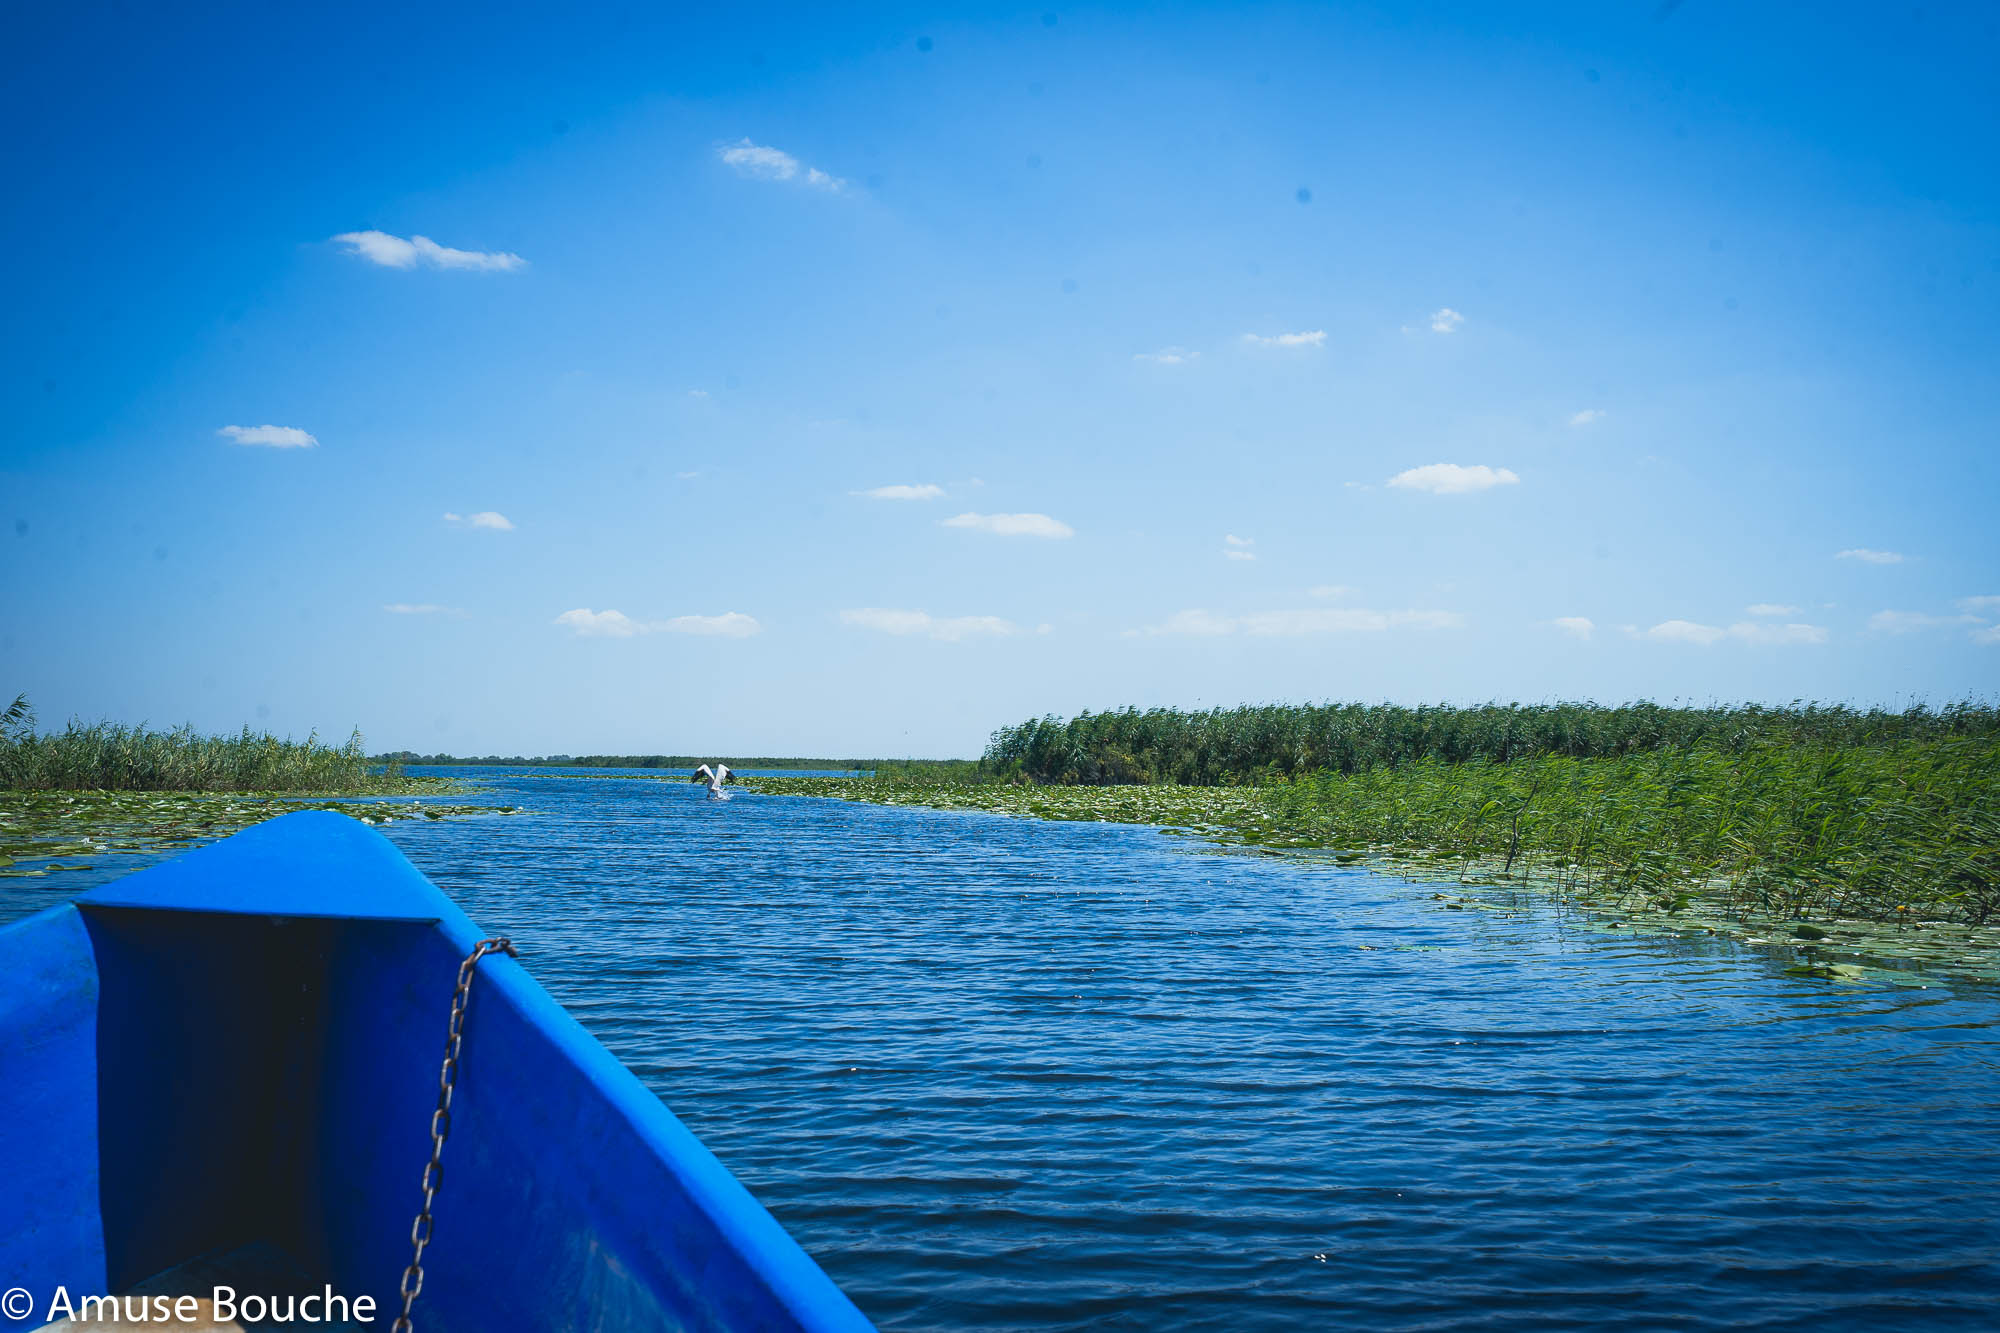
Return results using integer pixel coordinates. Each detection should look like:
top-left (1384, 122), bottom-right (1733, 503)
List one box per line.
top-left (370, 752), bottom-right (980, 776)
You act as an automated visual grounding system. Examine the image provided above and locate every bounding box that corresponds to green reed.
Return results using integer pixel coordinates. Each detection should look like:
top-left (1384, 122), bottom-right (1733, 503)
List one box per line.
top-left (984, 700), bottom-right (2000, 785)
top-left (1255, 741), bottom-right (1999, 925)
top-left (749, 733), bottom-right (2000, 927)
top-left (1, 708), bottom-right (379, 792)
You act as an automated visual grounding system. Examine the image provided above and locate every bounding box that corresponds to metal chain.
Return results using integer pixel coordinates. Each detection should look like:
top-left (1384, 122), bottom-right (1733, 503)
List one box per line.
top-left (392, 936), bottom-right (519, 1333)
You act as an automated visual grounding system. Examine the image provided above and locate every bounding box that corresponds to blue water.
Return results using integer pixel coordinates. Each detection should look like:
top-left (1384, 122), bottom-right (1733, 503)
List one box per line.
top-left (378, 770), bottom-right (2000, 1331)
top-left (10, 768), bottom-right (2000, 1328)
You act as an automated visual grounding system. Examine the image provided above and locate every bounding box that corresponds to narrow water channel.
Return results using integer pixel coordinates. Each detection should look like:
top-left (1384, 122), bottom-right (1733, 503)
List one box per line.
top-left (364, 771), bottom-right (1999, 1331)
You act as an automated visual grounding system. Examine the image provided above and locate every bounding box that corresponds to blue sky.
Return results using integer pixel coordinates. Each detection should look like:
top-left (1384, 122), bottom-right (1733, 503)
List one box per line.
top-left (4, 1), bottom-right (1996, 756)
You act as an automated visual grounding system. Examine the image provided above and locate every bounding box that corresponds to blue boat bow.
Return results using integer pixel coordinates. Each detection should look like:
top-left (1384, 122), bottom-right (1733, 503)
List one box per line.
top-left (0, 811), bottom-right (877, 1331)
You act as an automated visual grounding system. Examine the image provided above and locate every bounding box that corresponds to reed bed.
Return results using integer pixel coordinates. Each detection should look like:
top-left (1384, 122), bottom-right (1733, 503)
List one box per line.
top-left (985, 701), bottom-right (2000, 785)
top-left (752, 696), bottom-right (2000, 930)
top-left (0, 697), bottom-right (507, 874)
top-left (748, 739), bottom-right (1999, 928)
top-left (1255, 741), bottom-right (1999, 925)
top-left (2, 710), bottom-right (378, 792)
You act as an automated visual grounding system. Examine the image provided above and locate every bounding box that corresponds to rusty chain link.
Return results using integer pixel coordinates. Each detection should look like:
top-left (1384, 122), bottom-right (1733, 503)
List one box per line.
top-left (392, 936), bottom-right (518, 1333)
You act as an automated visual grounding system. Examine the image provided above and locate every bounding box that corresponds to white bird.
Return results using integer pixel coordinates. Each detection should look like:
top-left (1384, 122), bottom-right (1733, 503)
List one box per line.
top-left (693, 763), bottom-right (733, 798)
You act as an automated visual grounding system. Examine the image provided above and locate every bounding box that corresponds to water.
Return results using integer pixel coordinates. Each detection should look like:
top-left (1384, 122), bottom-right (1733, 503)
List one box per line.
top-left (13, 769), bottom-right (2000, 1329)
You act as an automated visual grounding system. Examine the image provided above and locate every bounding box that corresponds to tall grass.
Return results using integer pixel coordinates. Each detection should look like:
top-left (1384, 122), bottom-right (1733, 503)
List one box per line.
top-left (753, 735), bottom-right (2000, 925)
top-left (986, 701), bottom-right (2000, 785)
top-left (1, 707), bottom-right (375, 792)
top-left (949, 700), bottom-right (2000, 925)
top-left (1260, 741), bottom-right (2000, 925)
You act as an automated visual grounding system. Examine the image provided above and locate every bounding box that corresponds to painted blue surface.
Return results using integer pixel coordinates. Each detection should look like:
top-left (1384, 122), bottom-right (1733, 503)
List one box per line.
top-left (0, 906), bottom-right (106, 1303)
top-left (0, 811), bottom-right (876, 1331)
top-left (78, 813), bottom-right (447, 921)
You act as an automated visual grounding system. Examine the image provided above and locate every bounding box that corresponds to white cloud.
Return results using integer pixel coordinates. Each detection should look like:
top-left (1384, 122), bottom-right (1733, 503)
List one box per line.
top-left (661, 612), bottom-right (761, 637)
top-left (1731, 621), bottom-right (1829, 645)
top-left (840, 608), bottom-right (1018, 641)
top-left (383, 603), bottom-right (466, 617)
top-left (218, 424), bottom-right (317, 449)
top-left (1224, 550), bottom-right (1256, 562)
top-left (1642, 619), bottom-right (1827, 646)
top-left (333, 231), bottom-right (524, 272)
top-left (1553, 617), bottom-right (1595, 639)
top-left (1957, 595), bottom-right (2000, 613)
top-left (1429, 308), bottom-right (1465, 333)
top-left (1745, 603), bottom-right (1801, 617)
top-left (1644, 620), bottom-right (1727, 645)
top-left (1307, 585), bottom-right (1353, 599)
top-left (1147, 609), bottom-right (1237, 636)
top-left (717, 140), bottom-right (798, 179)
top-left (334, 230), bottom-right (422, 268)
top-left (1243, 609), bottom-right (1459, 634)
top-left (1389, 610), bottom-right (1464, 630)
top-left (1243, 330), bottom-right (1326, 348)
top-left (443, 511), bottom-right (514, 531)
top-left (718, 138), bottom-right (845, 190)
top-left (410, 236), bottom-right (524, 271)
top-left (687, 389), bottom-right (709, 399)
top-left (556, 608), bottom-right (760, 638)
top-left (1868, 610), bottom-right (1983, 634)
top-left (1974, 625), bottom-right (2000, 646)
top-left (555, 608), bottom-right (643, 638)
top-left (854, 484), bottom-right (945, 501)
top-left (1144, 607), bottom-right (1462, 636)
top-left (941, 512), bottom-right (1074, 538)
top-left (1569, 409), bottom-right (1606, 427)
top-left (1225, 534), bottom-right (1253, 546)
top-left (1837, 548), bottom-right (1905, 565)
top-left (1223, 534), bottom-right (1255, 561)
top-left (1134, 347), bottom-right (1199, 364)
top-left (1386, 463), bottom-right (1520, 495)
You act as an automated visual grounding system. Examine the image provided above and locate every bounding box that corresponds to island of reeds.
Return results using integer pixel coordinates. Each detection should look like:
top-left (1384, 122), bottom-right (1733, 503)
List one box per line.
top-left (744, 701), bottom-right (2000, 949)
top-left (0, 695), bottom-right (515, 875)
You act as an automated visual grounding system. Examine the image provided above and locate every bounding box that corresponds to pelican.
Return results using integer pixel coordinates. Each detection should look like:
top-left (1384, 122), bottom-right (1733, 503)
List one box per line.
top-left (692, 763), bottom-right (733, 799)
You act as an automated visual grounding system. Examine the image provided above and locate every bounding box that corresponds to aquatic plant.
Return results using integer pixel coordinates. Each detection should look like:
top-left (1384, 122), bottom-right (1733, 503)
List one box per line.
top-left (2, 707), bottom-right (378, 792)
top-left (983, 700), bottom-right (2000, 785)
top-left (0, 787), bottom-right (519, 877)
top-left (747, 736), bottom-right (2000, 928)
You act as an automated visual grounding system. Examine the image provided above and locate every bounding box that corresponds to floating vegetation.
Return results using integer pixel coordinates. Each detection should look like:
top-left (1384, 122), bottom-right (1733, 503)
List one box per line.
top-left (0, 788), bottom-right (524, 878)
top-left (0, 701), bottom-right (524, 875)
top-left (743, 739), bottom-right (2000, 977)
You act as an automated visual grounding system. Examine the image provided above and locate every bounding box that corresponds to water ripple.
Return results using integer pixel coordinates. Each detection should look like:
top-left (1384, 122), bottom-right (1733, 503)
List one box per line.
top-left (52, 768), bottom-right (1996, 1330)
top-left (359, 773), bottom-right (2000, 1330)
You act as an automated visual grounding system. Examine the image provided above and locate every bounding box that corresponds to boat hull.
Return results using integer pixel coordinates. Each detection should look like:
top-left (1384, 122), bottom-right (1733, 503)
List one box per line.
top-left (0, 812), bottom-right (875, 1332)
